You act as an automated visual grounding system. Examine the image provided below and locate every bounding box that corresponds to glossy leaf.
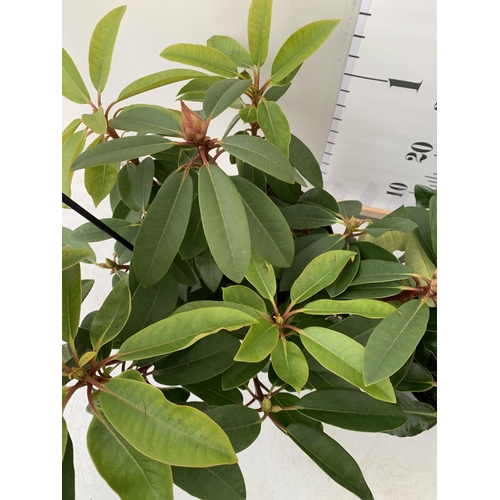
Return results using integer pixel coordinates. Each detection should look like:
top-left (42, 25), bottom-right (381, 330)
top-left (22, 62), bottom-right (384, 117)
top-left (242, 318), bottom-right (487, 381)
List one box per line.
top-left (223, 285), bottom-right (266, 313)
top-left (206, 405), bottom-right (261, 453)
top-left (88, 6), bottom-right (126, 92)
top-left (90, 278), bottom-right (131, 351)
top-left (199, 164), bottom-right (251, 283)
top-left (71, 135), bottom-right (174, 171)
top-left (87, 414), bottom-right (174, 500)
top-left (396, 361), bottom-right (435, 392)
top-left (153, 332), bottom-right (239, 385)
top-left (350, 241), bottom-right (399, 262)
top-left (414, 185), bottom-right (436, 208)
top-left (62, 432), bottom-right (75, 499)
top-left (290, 250), bottom-right (356, 305)
top-left (429, 194), bottom-right (437, 257)
top-left (203, 79), bottom-right (251, 119)
top-left (84, 162), bottom-right (118, 208)
top-left (267, 176), bottom-right (302, 203)
top-left (244, 250), bottom-right (276, 301)
top-left (62, 48), bottom-right (91, 104)
top-left (110, 106), bottom-right (182, 136)
top-left (81, 106), bottom-right (107, 135)
top-left (364, 299), bottom-right (430, 385)
top-left (257, 100), bottom-right (290, 156)
top-left (234, 316), bottom-right (279, 362)
top-left (247, 0), bottom-right (273, 66)
top-left (280, 203), bottom-right (337, 229)
top-left (172, 464), bottom-right (245, 500)
top-left (300, 299), bottom-right (396, 319)
top-left (117, 69), bottom-right (207, 101)
top-left (288, 135), bottom-right (323, 188)
top-left (280, 234), bottom-right (344, 291)
top-left (263, 81), bottom-right (292, 102)
top-left (297, 389), bottom-right (407, 432)
top-left (221, 357), bottom-right (269, 390)
top-left (62, 263), bottom-right (81, 342)
top-left (271, 338), bottom-right (309, 393)
top-left (325, 248), bottom-right (361, 298)
top-left (300, 327), bottom-right (396, 403)
top-left (231, 175), bottom-right (294, 267)
top-left (117, 307), bottom-right (257, 361)
top-left (331, 315), bottom-right (381, 347)
top-left (287, 423), bottom-right (374, 500)
top-left (195, 247), bottom-right (223, 292)
top-left (298, 188), bottom-right (339, 214)
top-left (338, 282), bottom-right (405, 300)
top-left (270, 19), bottom-right (341, 83)
top-left (100, 378), bottom-right (237, 466)
top-left (270, 393), bottom-right (323, 430)
top-left (351, 259), bottom-right (415, 286)
top-left (207, 35), bottom-right (254, 68)
top-left (160, 43), bottom-right (239, 77)
top-left (120, 270), bottom-right (178, 342)
top-left (386, 392), bottom-right (437, 437)
top-left (133, 171), bottom-right (193, 287)
top-left (185, 375), bottom-right (244, 406)
top-left (363, 217), bottom-right (418, 237)
top-left (220, 135), bottom-right (295, 183)
top-left (179, 196), bottom-right (208, 259)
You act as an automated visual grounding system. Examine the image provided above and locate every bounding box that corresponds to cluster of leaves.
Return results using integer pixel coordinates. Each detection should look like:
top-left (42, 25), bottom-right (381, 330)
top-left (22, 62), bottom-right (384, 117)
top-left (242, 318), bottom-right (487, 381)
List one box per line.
top-left (62, 2), bottom-right (437, 499)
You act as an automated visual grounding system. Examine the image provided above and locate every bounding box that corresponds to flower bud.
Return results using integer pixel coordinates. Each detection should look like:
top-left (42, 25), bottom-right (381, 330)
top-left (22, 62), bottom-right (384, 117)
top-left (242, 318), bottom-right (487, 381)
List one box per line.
top-left (262, 397), bottom-right (272, 413)
top-left (180, 101), bottom-right (209, 144)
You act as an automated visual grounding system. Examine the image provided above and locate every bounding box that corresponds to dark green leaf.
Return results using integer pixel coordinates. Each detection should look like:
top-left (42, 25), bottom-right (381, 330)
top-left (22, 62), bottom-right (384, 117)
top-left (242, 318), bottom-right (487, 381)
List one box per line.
top-left (153, 332), bottom-right (239, 385)
top-left (338, 200), bottom-right (362, 219)
top-left (280, 203), bottom-right (337, 229)
top-left (263, 82), bottom-right (292, 102)
top-left (298, 188), bottom-right (339, 214)
top-left (160, 387), bottom-right (190, 404)
top-left (221, 357), bottom-right (269, 390)
top-left (203, 79), bottom-right (251, 119)
top-left (62, 264), bottom-right (81, 343)
top-left (351, 260), bottom-right (414, 286)
top-left (220, 135), bottom-right (295, 183)
top-left (270, 393), bottom-right (323, 430)
top-left (172, 464), bottom-right (245, 500)
top-left (110, 106), bottom-right (182, 136)
top-left (179, 195), bottom-right (208, 259)
top-left (71, 135), bottom-right (174, 171)
top-left (331, 315), bottom-right (381, 347)
top-left (297, 389), bottom-right (407, 432)
top-left (62, 431), bottom-right (75, 500)
top-left (363, 217), bottom-right (418, 237)
top-left (414, 185), bottom-right (436, 208)
top-left (185, 375), bottom-right (244, 406)
top-left (364, 300), bottom-right (430, 385)
top-left (267, 175), bottom-right (302, 203)
top-left (287, 423), bottom-right (374, 500)
top-left (325, 247), bottom-right (361, 298)
top-left (70, 218), bottom-right (134, 243)
top-left (350, 241), bottom-right (399, 262)
top-left (288, 135), bottom-right (323, 188)
top-left (133, 171), bottom-right (193, 287)
top-left (396, 361), bottom-right (435, 392)
top-left (199, 164), bottom-right (251, 283)
top-left (337, 281), bottom-right (405, 300)
top-left (429, 194), bottom-right (437, 257)
top-left (195, 247), bottom-right (224, 292)
top-left (231, 175), bottom-right (294, 267)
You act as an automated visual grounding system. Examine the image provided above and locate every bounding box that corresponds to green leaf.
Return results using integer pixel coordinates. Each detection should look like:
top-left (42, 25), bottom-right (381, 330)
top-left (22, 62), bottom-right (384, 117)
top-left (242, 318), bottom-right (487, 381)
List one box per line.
top-left (62, 48), bottom-right (91, 104)
top-left (279, 204), bottom-right (337, 229)
top-left (404, 232), bottom-right (436, 281)
top-left (288, 135), bottom-right (323, 188)
top-left (429, 194), bottom-right (437, 257)
top-left (62, 264), bottom-right (81, 342)
top-left (350, 241), bottom-right (399, 262)
top-left (207, 35), bottom-right (254, 68)
top-left (117, 69), bottom-right (208, 102)
top-left (263, 82), bottom-right (292, 102)
top-left (199, 164), bottom-right (251, 283)
top-left (62, 118), bottom-right (82, 145)
top-left (325, 248), bottom-right (361, 298)
top-left (267, 175), bottom-right (302, 203)
top-left (62, 431), bottom-right (75, 500)
top-left (110, 106), bottom-right (182, 137)
top-left (231, 175), bottom-right (294, 267)
top-left (62, 130), bottom-right (86, 197)
top-left (290, 250), bottom-right (356, 305)
top-left (132, 171), bottom-right (193, 287)
top-left (351, 259), bottom-right (415, 285)
top-left (396, 361), bottom-right (435, 392)
top-left (257, 100), bottom-right (290, 156)
top-left (287, 423), bottom-right (374, 500)
top-left (220, 135), bottom-right (295, 183)
top-left (160, 43), bottom-right (239, 77)
top-left (70, 218), bottom-right (134, 243)
top-left (90, 278), bottom-right (131, 351)
top-left (221, 357), bottom-right (269, 390)
top-left (223, 285), bottom-right (267, 313)
top-left (63, 228), bottom-right (96, 265)
top-left (271, 338), bottom-right (309, 393)
top-left (330, 315), bottom-right (381, 347)
top-left (414, 185), bottom-right (436, 208)
top-left (203, 79), bottom-right (251, 119)
top-left (270, 19), bottom-right (341, 83)
top-left (195, 247), bottom-right (224, 292)
top-left (153, 332), bottom-right (239, 385)
top-left (117, 307), bottom-right (257, 361)
top-left (298, 188), bottom-right (339, 214)
top-left (87, 414), bottom-right (174, 500)
top-left (100, 378), bottom-right (237, 466)
top-left (185, 375), bottom-right (244, 406)
top-left (84, 163), bottom-right (118, 208)
top-left (386, 392), bottom-right (437, 437)
top-left (270, 393), bottom-right (323, 430)
top-left (119, 270), bottom-right (178, 342)
top-left (280, 234), bottom-right (344, 292)
top-left (88, 6), bottom-right (126, 92)
top-left (244, 250), bottom-right (276, 301)
top-left (363, 217), bottom-right (418, 238)
top-left (234, 316), bottom-right (279, 363)
top-left (247, 0), bottom-right (273, 67)
top-left (62, 246), bottom-right (94, 270)
top-left (300, 299), bottom-right (396, 319)
top-left (206, 405), bottom-right (261, 453)
top-left (297, 389), bottom-right (407, 432)
top-left (172, 464), bottom-right (246, 500)
top-left (364, 299), bottom-right (430, 385)
top-left (338, 281), bottom-right (405, 300)
top-left (238, 105), bottom-right (258, 124)
top-left (172, 300), bottom-right (260, 320)
top-left (81, 106), bottom-right (107, 135)
top-left (71, 135), bottom-right (174, 171)
top-left (300, 327), bottom-right (396, 403)
top-left (62, 417), bottom-right (68, 460)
